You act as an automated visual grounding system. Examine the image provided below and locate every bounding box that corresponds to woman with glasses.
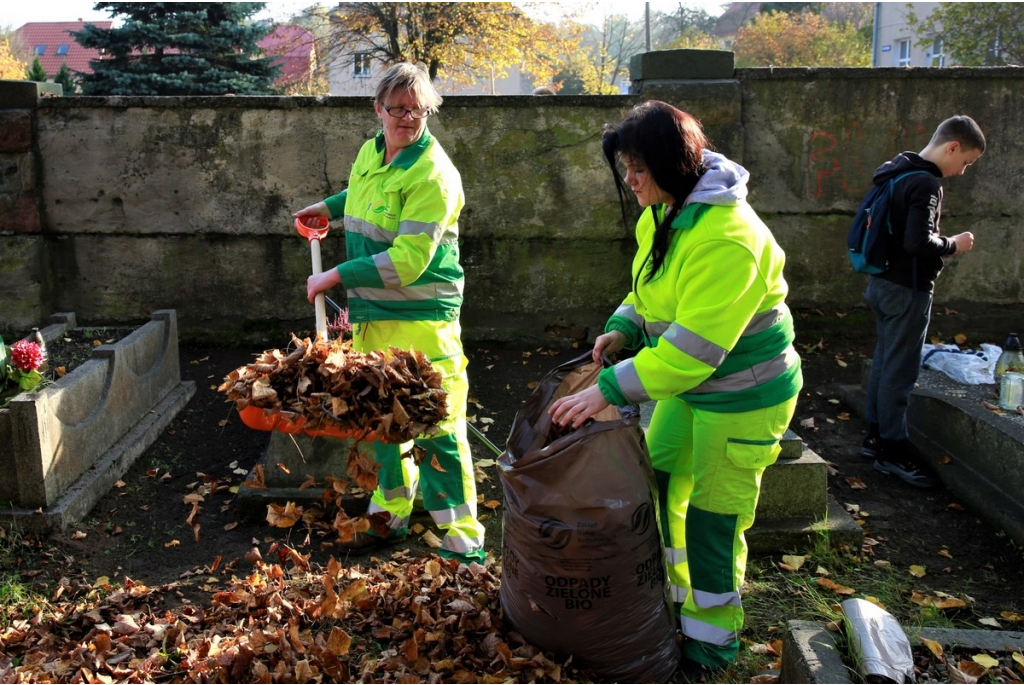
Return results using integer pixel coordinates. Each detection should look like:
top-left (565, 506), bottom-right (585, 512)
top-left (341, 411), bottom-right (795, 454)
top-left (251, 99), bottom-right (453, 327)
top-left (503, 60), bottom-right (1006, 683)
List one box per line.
top-left (293, 62), bottom-right (486, 565)
top-left (549, 101), bottom-right (802, 674)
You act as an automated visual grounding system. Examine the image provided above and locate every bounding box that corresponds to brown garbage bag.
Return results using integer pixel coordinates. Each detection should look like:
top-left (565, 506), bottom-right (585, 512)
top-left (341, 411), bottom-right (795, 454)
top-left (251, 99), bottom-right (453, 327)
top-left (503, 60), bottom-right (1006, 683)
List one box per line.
top-left (498, 353), bottom-right (680, 683)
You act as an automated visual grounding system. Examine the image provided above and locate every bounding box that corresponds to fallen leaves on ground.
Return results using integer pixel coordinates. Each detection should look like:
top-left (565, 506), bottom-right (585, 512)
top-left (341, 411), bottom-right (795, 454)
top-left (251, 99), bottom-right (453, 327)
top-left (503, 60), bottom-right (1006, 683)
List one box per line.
top-left (0, 553), bottom-right (596, 683)
top-left (778, 555), bottom-right (807, 572)
top-left (845, 476), bottom-right (867, 490)
top-left (909, 590), bottom-right (968, 610)
top-left (816, 578), bottom-right (855, 595)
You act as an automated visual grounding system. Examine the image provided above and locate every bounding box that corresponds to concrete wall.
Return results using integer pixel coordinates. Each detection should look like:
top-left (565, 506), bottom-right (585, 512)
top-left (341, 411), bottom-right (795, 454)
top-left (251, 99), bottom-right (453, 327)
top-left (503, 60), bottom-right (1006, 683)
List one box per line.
top-left (2, 57), bottom-right (1023, 345)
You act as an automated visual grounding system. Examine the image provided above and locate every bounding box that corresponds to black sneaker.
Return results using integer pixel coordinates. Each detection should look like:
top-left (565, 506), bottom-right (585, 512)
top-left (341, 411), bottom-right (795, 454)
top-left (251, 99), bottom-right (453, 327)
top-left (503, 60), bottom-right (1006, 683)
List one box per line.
top-left (860, 434), bottom-right (882, 459)
top-left (874, 458), bottom-right (940, 488)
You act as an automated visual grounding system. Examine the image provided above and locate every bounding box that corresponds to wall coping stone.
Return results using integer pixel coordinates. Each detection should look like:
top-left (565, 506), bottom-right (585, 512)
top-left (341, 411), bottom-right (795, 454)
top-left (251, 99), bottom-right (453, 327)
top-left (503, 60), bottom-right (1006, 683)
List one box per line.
top-left (35, 93), bottom-right (632, 110)
top-left (630, 48), bottom-right (735, 80)
top-left (736, 65), bottom-right (1024, 80)
top-left (0, 80), bottom-right (62, 108)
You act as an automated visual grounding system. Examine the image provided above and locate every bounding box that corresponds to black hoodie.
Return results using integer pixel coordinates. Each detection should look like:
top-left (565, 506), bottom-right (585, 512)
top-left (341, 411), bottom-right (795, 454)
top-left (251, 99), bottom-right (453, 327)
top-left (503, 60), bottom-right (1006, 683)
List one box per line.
top-left (872, 151), bottom-right (956, 293)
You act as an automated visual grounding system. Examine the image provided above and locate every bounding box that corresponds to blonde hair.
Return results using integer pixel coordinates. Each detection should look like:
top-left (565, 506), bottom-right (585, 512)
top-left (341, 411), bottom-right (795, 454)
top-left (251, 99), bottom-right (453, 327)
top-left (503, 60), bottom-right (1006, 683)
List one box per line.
top-left (374, 63), bottom-right (442, 113)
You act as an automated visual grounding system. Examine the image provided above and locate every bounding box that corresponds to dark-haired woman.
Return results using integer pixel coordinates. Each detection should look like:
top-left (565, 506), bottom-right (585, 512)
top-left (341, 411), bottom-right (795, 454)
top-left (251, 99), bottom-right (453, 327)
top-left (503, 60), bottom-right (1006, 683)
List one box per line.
top-left (550, 101), bottom-right (802, 672)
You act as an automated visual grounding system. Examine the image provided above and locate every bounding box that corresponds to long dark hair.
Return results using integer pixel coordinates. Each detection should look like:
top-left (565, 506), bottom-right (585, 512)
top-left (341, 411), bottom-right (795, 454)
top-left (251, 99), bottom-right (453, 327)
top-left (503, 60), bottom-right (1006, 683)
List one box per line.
top-left (602, 101), bottom-right (708, 282)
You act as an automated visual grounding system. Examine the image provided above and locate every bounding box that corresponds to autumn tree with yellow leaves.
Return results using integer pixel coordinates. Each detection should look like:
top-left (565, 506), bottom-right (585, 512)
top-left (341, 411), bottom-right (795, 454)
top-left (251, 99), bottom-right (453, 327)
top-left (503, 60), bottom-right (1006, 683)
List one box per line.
top-left (326, 2), bottom-right (573, 88)
top-left (733, 10), bottom-right (871, 67)
top-left (0, 29), bottom-right (28, 80)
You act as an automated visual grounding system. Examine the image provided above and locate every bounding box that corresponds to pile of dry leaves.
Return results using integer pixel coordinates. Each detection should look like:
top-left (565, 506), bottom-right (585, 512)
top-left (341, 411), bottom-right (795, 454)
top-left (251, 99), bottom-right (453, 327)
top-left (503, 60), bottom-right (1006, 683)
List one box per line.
top-left (0, 551), bottom-right (592, 683)
top-left (219, 335), bottom-right (448, 444)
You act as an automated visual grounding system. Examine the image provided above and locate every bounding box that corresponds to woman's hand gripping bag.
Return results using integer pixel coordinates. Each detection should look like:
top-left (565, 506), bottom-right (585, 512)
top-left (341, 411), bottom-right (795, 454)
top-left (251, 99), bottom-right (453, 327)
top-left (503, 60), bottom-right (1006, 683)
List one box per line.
top-left (498, 353), bottom-right (679, 683)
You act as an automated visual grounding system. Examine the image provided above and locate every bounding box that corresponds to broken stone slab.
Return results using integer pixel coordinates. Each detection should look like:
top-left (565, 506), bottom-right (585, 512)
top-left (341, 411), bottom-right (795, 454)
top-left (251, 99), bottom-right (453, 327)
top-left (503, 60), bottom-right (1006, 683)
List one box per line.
top-left (781, 619), bottom-right (1024, 684)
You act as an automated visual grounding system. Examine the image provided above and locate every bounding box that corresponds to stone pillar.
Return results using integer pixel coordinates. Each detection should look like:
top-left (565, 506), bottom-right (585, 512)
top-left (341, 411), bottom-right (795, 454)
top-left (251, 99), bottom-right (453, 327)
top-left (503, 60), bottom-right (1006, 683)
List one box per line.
top-left (628, 49), bottom-right (743, 162)
top-left (0, 79), bottom-right (61, 332)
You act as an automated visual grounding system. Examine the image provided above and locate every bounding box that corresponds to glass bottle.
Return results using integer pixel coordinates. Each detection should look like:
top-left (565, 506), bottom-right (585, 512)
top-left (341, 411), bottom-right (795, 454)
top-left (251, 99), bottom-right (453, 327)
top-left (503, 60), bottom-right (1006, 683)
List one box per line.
top-left (26, 327), bottom-right (48, 374)
top-left (995, 333), bottom-right (1024, 378)
top-left (0, 332), bottom-right (7, 382)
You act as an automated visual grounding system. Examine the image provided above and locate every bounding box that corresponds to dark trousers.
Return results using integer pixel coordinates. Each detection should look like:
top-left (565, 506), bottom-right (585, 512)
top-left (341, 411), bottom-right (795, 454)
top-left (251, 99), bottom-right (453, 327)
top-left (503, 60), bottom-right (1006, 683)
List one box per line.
top-left (864, 277), bottom-right (933, 442)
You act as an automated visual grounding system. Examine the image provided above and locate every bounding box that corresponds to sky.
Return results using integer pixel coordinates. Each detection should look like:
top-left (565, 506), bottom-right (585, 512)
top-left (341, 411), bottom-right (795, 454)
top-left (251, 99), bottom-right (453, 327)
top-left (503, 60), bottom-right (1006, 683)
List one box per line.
top-left (2, 1), bottom-right (727, 31)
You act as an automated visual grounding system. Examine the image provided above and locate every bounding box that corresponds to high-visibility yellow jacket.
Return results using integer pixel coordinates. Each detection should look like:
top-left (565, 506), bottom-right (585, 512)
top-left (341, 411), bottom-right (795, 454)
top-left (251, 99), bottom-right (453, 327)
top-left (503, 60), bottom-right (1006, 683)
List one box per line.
top-left (598, 153), bottom-right (802, 413)
top-left (323, 129), bottom-right (465, 323)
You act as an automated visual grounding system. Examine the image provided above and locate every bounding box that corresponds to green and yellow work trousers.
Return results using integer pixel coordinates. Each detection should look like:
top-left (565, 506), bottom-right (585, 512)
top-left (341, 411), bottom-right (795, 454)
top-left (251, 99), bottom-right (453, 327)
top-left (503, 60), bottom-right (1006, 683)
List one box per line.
top-left (353, 319), bottom-right (486, 564)
top-left (647, 394), bottom-right (799, 668)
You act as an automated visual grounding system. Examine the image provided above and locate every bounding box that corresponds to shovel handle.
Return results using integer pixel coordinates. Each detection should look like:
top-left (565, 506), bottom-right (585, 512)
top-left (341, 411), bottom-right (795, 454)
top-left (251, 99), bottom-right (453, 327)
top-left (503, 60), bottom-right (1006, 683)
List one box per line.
top-left (310, 238), bottom-right (327, 337)
top-left (296, 216), bottom-right (331, 339)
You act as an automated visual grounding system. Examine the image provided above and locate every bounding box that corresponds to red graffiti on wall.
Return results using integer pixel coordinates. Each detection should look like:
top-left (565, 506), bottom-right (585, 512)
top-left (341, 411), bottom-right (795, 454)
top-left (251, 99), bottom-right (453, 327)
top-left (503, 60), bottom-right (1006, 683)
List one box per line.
top-left (807, 122), bottom-right (931, 199)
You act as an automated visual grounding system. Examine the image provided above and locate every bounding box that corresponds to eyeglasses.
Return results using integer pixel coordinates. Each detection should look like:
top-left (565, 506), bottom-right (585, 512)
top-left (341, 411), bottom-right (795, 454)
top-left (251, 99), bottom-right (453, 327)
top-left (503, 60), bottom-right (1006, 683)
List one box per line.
top-left (382, 104), bottom-right (431, 119)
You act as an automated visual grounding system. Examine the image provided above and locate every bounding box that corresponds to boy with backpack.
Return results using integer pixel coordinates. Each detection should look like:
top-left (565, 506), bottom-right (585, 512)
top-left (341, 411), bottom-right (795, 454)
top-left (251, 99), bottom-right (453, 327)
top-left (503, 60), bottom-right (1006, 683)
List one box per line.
top-left (858, 115), bottom-right (985, 487)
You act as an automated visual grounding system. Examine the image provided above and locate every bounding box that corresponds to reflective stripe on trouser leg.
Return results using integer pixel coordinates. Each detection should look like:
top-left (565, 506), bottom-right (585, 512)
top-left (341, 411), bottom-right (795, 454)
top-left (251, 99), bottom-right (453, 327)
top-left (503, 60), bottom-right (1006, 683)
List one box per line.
top-left (355, 319), bottom-right (486, 563)
top-left (367, 441), bottom-right (416, 533)
top-left (647, 394), bottom-right (798, 669)
top-left (648, 398), bottom-right (695, 614)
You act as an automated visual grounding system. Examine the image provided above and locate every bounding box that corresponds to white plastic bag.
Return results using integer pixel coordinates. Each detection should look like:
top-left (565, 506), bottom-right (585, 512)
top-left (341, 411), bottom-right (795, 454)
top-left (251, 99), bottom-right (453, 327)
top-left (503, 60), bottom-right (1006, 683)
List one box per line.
top-left (921, 343), bottom-right (999, 385)
top-left (842, 598), bottom-right (916, 683)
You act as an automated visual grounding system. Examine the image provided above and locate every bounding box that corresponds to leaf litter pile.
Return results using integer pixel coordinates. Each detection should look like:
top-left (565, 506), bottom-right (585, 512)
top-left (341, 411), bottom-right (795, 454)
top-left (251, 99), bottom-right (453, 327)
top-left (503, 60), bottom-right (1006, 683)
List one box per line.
top-left (218, 335), bottom-right (448, 445)
top-left (0, 547), bottom-right (596, 683)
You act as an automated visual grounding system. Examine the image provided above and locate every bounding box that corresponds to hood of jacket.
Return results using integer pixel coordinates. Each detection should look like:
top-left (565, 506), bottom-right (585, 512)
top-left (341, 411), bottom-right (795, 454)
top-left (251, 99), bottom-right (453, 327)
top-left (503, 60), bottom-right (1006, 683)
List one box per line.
top-left (872, 151), bottom-right (941, 184)
top-left (685, 150), bottom-right (749, 207)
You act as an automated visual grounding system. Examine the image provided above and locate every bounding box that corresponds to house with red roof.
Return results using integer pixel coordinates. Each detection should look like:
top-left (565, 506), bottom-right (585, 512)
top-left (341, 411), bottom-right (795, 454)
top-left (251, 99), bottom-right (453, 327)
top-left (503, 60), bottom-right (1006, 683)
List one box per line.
top-left (13, 20), bottom-right (113, 79)
top-left (14, 19), bottom-right (316, 93)
top-left (259, 24), bottom-right (317, 92)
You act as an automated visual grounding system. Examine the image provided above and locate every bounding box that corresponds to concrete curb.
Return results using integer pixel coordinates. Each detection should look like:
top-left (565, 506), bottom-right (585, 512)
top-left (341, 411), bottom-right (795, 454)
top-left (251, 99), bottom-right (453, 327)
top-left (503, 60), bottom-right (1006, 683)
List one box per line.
top-left (782, 620), bottom-right (1024, 683)
top-left (781, 620), bottom-right (853, 684)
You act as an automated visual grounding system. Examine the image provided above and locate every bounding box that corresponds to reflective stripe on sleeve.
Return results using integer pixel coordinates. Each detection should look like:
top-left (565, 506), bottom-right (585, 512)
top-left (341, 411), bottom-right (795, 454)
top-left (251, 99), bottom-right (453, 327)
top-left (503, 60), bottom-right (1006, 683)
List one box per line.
top-left (374, 252), bottom-right (401, 287)
top-left (614, 359), bottom-right (651, 403)
top-left (398, 218), bottom-right (453, 244)
top-left (645, 320), bottom-right (670, 338)
top-left (613, 304), bottom-right (644, 328)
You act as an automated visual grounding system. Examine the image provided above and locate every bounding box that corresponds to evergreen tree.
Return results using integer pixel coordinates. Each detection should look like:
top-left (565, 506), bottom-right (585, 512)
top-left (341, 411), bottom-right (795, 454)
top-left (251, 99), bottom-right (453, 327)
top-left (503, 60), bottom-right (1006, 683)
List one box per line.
top-left (53, 62), bottom-right (77, 94)
top-left (26, 56), bottom-right (47, 82)
top-left (73, 2), bottom-right (279, 95)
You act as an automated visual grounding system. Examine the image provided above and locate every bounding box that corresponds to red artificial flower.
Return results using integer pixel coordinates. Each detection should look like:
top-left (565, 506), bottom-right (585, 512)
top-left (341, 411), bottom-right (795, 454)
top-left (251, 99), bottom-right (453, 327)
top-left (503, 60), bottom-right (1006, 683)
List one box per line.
top-left (11, 339), bottom-right (43, 373)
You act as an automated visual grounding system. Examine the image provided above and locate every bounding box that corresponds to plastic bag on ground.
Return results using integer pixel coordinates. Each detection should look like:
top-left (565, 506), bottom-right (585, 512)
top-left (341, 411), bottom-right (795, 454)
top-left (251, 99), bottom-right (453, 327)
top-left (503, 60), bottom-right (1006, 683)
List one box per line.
top-left (498, 352), bottom-right (679, 683)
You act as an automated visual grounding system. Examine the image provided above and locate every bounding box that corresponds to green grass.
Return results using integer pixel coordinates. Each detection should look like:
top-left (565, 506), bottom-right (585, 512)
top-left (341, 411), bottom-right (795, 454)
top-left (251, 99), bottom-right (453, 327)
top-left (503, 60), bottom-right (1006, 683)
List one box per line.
top-left (707, 528), bottom-right (993, 682)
